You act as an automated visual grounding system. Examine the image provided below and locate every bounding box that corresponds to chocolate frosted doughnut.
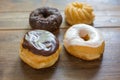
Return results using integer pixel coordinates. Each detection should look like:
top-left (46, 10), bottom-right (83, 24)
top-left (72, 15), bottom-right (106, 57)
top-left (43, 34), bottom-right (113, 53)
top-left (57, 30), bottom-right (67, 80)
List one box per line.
top-left (22, 30), bottom-right (59, 56)
top-left (29, 7), bottom-right (62, 32)
top-left (20, 30), bottom-right (61, 69)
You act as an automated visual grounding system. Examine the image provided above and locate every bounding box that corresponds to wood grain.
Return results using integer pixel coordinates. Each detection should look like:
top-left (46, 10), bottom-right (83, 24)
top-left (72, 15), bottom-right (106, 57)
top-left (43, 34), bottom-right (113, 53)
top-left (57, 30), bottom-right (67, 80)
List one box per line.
top-left (0, 0), bottom-right (120, 29)
top-left (46, 0), bottom-right (120, 11)
top-left (0, 0), bottom-right (120, 12)
top-left (0, 11), bottom-right (120, 29)
top-left (0, 0), bottom-right (47, 12)
top-left (0, 28), bottom-right (120, 80)
top-left (0, 0), bottom-right (120, 80)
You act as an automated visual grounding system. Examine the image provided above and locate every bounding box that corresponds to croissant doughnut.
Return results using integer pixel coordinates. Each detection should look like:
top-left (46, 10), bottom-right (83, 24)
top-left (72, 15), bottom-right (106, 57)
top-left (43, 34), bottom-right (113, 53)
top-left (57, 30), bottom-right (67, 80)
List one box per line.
top-left (65, 2), bottom-right (95, 25)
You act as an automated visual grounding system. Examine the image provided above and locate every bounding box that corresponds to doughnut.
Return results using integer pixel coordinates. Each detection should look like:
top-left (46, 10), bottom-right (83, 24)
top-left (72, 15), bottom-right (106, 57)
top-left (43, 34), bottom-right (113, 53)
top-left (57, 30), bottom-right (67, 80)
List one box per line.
top-left (20, 30), bottom-right (61, 69)
top-left (29, 7), bottom-right (62, 32)
top-left (63, 24), bottom-right (105, 60)
top-left (64, 2), bottom-right (95, 25)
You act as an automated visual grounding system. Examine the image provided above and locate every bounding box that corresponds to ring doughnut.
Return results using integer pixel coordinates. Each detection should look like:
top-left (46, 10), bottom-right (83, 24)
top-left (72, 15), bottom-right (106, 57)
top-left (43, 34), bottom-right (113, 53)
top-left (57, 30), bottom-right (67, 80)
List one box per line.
top-left (29, 7), bottom-right (62, 32)
top-left (20, 30), bottom-right (61, 69)
top-left (63, 24), bottom-right (105, 60)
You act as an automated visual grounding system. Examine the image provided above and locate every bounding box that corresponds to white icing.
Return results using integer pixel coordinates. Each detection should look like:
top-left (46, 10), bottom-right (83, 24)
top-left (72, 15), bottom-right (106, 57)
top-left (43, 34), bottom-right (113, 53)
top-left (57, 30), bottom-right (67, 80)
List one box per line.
top-left (25, 30), bottom-right (56, 51)
top-left (64, 24), bottom-right (104, 47)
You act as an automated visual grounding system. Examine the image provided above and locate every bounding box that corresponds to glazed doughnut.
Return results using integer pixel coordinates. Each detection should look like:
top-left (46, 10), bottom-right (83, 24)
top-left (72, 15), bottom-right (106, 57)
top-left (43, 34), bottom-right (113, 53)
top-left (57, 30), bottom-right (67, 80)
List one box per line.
top-left (65, 2), bottom-right (95, 25)
top-left (29, 7), bottom-right (62, 32)
top-left (64, 24), bottom-right (105, 60)
top-left (20, 30), bottom-right (61, 69)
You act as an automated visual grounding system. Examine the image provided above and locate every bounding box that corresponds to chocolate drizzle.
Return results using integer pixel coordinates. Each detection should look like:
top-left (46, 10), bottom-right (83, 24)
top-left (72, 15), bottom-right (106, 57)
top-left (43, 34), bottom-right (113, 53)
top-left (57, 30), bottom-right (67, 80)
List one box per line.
top-left (22, 30), bottom-right (59, 56)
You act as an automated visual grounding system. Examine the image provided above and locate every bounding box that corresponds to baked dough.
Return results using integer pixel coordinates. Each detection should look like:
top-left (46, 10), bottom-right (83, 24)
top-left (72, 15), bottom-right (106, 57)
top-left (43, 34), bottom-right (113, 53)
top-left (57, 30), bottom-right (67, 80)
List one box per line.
top-left (20, 44), bottom-right (61, 69)
top-left (65, 2), bottom-right (95, 25)
top-left (20, 30), bottom-right (61, 69)
top-left (29, 7), bottom-right (62, 32)
top-left (63, 24), bottom-right (105, 60)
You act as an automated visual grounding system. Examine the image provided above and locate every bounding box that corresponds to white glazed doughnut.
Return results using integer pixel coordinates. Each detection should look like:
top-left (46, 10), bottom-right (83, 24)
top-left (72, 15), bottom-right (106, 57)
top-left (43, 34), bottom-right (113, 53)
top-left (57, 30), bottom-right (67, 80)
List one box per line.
top-left (63, 24), bottom-right (105, 60)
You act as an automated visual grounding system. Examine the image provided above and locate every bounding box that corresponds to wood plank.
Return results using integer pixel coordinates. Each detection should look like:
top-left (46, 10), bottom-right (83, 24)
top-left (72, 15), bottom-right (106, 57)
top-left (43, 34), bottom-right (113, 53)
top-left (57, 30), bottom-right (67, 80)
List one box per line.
top-left (0, 28), bottom-right (120, 80)
top-left (0, 12), bottom-right (67, 29)
top-left (0, 11), bottom-right (120, 29)
top-left (0, 0), bottom-right (47, 12)
top-left (46, 0), bottom-right (120, 11)
top-left (0, 0), bottom-right (120, 12)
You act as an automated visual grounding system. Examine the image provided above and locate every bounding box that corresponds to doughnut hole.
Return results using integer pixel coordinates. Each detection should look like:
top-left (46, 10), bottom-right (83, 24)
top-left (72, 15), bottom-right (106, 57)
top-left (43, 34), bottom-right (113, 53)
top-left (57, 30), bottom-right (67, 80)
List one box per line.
top-left (79, 29), bottom-right (90, 41)
top-left (42, 13), bottom-right (51, 18)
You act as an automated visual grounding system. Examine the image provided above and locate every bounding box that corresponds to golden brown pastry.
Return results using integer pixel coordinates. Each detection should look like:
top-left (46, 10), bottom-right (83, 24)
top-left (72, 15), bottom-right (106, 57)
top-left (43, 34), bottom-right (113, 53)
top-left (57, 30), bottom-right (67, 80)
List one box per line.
top-left (65, 2), bottom-right (95, 25)
top-left (20, 30), bottom-right (61, 69)
top-left (63, 24), bottom-right (105, 60)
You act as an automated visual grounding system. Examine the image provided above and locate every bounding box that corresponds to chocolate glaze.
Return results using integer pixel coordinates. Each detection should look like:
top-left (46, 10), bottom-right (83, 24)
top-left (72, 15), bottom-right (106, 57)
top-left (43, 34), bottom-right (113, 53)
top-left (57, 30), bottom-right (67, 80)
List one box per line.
top-left (29, 7), bottom-right (62, 32)
top-left (22, 30), bottom-right (59, 56)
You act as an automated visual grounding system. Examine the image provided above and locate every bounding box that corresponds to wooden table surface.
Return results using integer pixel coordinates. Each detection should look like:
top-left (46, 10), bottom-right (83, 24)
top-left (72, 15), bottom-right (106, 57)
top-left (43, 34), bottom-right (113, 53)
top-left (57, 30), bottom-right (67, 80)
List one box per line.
top-left (0, 0), bottom-right (120, 80)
